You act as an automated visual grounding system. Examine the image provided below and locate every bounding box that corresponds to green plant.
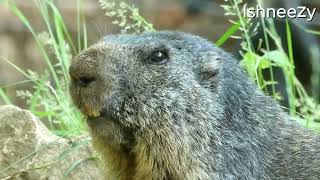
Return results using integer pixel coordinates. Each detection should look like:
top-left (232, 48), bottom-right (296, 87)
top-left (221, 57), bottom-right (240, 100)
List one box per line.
top-left (1, 0), bottom-right (157, 137)
top-left (0, 0), bottom-right (97, 178)
top-left (0, 0), bottom-right (152, 175)
top-left (221, 0), bottom-right (320, 129)
top-left (0, 135), bottom-right (95, 178)
top-left (0, 87), bottom-right (12, 104)
top-left (99, 0), bottom-right (155, 33)
top-left (0, 0), bottom-right (87, 136)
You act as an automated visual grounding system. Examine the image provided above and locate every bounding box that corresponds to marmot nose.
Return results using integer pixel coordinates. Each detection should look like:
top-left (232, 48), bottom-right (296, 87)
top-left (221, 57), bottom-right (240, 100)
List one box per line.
top-left (69, 63), bottom-right (96, 88)
top-left (76, 76), bottom-right (96, 87)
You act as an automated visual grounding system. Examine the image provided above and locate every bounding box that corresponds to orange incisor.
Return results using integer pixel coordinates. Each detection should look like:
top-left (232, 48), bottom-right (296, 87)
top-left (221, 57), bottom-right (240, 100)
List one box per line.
top-left (83, 104), bottom-right (101, 118)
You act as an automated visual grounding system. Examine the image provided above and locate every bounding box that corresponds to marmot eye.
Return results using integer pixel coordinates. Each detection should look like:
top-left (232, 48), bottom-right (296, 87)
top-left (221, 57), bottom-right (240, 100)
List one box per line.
top-left (148, 50), bottom-right (168, 64)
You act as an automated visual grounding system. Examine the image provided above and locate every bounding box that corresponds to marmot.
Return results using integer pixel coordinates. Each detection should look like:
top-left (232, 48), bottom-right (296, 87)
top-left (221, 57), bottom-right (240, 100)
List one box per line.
top-left (69, 31), bottom-right (320, 179)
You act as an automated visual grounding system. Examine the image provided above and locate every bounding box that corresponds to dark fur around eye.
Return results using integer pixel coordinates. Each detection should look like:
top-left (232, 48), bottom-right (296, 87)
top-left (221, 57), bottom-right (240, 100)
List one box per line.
top-left (147, 50), bottom-right (169, 65)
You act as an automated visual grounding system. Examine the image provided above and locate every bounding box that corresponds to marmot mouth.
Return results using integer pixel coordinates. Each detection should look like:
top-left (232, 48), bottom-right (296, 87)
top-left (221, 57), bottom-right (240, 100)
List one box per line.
top-left (81, 103), bottom-right (115, 120)
top-left (85, 107), bottom-right (120, 128)
top-left (84, 105), bottom-right (116, 120)
top-left (81, 104), bottom-right (101, 118)
top-left (81, 96), bottom-right (125, 125)
top-left (85, 108), bottom-right (107, 127)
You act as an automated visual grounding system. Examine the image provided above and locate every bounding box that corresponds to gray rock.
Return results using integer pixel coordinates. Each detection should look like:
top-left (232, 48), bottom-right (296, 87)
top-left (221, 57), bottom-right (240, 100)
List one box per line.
top-left (0, 105), bottom-right (103, 180)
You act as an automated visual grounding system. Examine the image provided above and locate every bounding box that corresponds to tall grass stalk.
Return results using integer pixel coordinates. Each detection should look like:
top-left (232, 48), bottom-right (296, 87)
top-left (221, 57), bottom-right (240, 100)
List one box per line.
top-left (2, 0), bottom-right (88, 136)
top-left (222, 0), bottom-right (320, 128)
top-left (256, 0), bottom-right (276, 96)
top-left (215, 21), bottom-right (241, 47)
top-left (0, 0), bottom-right (93, 171)
top-left (285, 20), bottom-right (296, 115)
top-left (0, 88), bottom-right (12, 104)
top-left (77, 0), bottom-right (88, 51)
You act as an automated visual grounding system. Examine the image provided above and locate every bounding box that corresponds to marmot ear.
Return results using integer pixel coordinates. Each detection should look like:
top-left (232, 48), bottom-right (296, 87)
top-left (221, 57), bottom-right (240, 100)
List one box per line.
top-left (198, 60), bottom-right (220, 90)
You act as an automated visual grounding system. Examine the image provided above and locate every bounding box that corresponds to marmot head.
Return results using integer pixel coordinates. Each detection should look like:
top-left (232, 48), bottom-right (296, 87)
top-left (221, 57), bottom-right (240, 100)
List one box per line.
top-left (69, 31), bottom-right (246, 147)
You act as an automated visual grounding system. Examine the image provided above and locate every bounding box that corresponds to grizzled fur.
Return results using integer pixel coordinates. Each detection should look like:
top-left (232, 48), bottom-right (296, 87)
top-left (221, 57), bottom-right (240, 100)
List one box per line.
top-left (69, 31), bottom-right (320, 179)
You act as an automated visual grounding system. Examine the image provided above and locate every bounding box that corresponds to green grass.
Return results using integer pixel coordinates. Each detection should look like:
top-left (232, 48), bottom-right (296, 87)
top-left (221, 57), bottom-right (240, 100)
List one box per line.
top-left (0, 88), bottom-right (11, 104)
top-left (0, 0), bottom-right (157, 137)
top-left (221, 0), bottom-right (320, 129)
top-left (1, 0), bottom-right (86, 136)
top-left (285, 20), bottom-right (296, 115)
top-left (215, 21), bottom-right (241, 47)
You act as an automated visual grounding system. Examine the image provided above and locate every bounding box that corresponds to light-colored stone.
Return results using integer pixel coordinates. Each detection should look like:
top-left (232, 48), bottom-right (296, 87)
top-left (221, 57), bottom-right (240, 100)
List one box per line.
top-left (0, 105), bottom-right (104, 180)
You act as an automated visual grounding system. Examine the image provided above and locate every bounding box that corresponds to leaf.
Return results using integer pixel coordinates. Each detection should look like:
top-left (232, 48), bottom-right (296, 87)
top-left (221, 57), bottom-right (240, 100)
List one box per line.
top-left (215, 21), bottom-right (241, 47)
top-left (0, 88), bottom-right (11, 104)
top-left (262, 50), bottom-right (292, 69)
top-left (258, 57), bottom-right (271, 69)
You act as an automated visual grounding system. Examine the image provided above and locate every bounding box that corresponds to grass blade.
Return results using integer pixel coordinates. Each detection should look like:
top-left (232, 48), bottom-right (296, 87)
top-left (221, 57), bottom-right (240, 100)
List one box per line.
top-left (63, 156), bottom-right (98, 178)
top-left (215, 21), bottom-right (240, 47)
top-left (8, 1), bottom-right (61, 90)
top-left (286, 20), bottom-right (296, 115)
top-left (0, 88), bottom-right (12, 104)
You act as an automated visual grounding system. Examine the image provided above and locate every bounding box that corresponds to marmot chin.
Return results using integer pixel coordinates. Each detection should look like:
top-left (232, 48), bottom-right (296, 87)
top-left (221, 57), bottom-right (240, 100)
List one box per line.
top-left (69, 31), bottom-right (320, 179)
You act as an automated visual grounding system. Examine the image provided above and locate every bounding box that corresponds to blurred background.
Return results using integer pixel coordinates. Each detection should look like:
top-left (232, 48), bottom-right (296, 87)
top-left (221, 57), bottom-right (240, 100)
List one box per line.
top-left (0, 0), bottom-right (319, 108)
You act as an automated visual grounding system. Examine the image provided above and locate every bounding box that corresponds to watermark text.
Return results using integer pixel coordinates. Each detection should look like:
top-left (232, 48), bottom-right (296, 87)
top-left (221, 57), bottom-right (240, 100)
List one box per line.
top-left (243, 5), bottom-right (317, 22)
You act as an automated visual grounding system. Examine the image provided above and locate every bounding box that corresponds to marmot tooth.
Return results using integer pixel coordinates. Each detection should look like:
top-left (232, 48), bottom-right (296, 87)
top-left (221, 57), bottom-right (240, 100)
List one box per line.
top-left (83, 104), bottom-right (100, 118)
top-left (91, 110), bottom-right (101, 117)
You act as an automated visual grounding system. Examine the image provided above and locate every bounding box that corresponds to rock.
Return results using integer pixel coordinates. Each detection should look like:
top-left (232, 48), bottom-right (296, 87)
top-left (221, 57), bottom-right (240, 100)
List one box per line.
top-left (0, 105), bottom-right (104, 180)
